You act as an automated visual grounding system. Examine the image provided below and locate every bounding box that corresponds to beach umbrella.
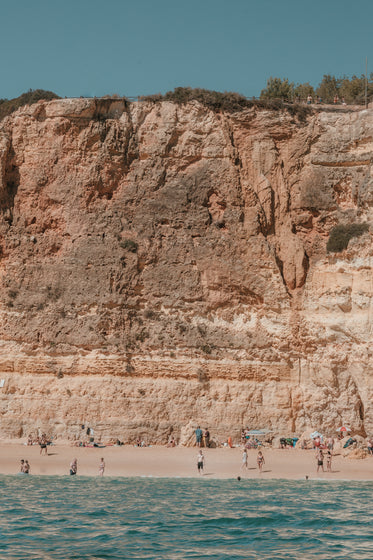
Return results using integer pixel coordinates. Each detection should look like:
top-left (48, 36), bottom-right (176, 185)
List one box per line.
top-left (336, 426), bottom-right (351, 432)
top-left (310, 431), bottom-right (322, 438)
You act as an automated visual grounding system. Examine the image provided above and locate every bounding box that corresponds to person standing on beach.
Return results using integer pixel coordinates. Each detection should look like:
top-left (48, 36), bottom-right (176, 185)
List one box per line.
top-left (257, 451), bottom-right (265, 472)
top-left (197, 450), bottom-right (204, 475)
top-left (316, 449), bottom-right (324, 473)
top-left (98, 458), bottom-right (105, 476)
top-left (203, 428), bottom-right (210, 448)
top-left (39, 434), bottom-right (48, 456)
top-left (70, 458), bottom-right (78, 476)
top-left (326, 450), bottom-right (332, 472)
top-left (241, 449), bottom-right (248, 471)
top-left (19, 459), bottom-right (25, 474)
top-left (195, 426), bottom-right (203, 447)
top-left (23, 460), bottom-right (30, 474)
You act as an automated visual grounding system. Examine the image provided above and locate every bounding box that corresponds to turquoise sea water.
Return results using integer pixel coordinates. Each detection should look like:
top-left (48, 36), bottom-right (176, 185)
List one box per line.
top-left (0, 477), bottom-right (372, 560)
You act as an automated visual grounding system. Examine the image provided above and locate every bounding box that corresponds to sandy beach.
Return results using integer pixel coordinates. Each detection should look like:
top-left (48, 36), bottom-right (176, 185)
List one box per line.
top-left (1, 443), bottom-right (372, 480)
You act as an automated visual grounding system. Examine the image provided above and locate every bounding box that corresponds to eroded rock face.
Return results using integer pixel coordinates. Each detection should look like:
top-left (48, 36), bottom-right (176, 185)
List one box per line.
top-left (0, 99), bottom-right (372, 441)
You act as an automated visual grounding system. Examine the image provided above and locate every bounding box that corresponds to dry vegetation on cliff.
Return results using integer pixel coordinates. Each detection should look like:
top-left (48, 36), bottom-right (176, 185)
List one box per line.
top-left (327, 223), bottom-right (370, 252)
top-left (0, 89), bottom-right (60, 121)
top-left (139, 87), bottom-right (313, 120)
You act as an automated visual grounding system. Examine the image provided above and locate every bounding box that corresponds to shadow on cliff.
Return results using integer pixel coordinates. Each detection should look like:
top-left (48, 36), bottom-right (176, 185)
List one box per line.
top-left (1, 144), bottom-right (20, 226)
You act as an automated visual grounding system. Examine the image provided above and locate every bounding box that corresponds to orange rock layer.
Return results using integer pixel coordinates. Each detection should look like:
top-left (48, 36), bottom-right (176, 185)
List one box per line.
top-left (0, 98), bottom-right (372, 441)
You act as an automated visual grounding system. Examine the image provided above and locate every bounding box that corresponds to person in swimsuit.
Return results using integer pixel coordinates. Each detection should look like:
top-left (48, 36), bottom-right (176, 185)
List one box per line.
top-left (70, 458), bottom-right (78, 476)
top-left (326, 450), bottom-right (332, 472)
top-left (316, 449), bottom-right (324, 473)
top-left (23, 460), bottom-right (30, 474)
top-left (19, 459), bottom-right (25, 474)
top-left (98, 458), bottom-right (105, 476)
top-left (197, 450), bottom-right (204, 475)
top-left (241, 449), bottom-right (248, 471)
top-left (39, 434), bottom-right (48, 456)
top-left (257, 451), bottom-right (265, 472)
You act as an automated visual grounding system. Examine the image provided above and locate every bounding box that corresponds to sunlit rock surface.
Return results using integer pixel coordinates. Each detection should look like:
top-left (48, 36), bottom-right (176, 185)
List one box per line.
top-left (0, 98), bottom-right (372, 441)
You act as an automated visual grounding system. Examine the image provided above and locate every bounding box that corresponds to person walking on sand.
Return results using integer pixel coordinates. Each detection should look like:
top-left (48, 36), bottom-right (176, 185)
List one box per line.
top-left (316, 449), bottom-right (324, 473)
top-left (241, 449), bottom-right (248, 471)
top-left (257, 451), bottom-right (265, 472)
top-left (197, 449), bottom-right (205, 475)
top-left (98, 458), bottom-right (105, 476)
top-left (70, 458), bottom-right (78, 476)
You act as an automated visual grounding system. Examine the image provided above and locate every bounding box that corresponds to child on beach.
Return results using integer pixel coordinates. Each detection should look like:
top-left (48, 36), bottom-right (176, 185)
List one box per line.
top-left (99, 458), bottom-right (105, 476)
top-left (197, 450), bottom-right (204, 475)
top-left (257, 451), bottom-right (265, 472)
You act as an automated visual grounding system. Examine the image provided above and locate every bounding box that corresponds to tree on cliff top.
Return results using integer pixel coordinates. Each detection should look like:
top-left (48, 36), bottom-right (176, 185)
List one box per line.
top-left (0, 89), bottom-right (60, 121)
top-left (315, 74), bottom-right (341, 103)
top-left (260, 77), bottom-right (294, 101)
top-left (294, 82), bottom-right (315, 100)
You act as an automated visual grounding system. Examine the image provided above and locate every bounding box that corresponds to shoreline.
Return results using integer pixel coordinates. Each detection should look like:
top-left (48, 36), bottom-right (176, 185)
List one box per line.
top-left (1, 443), bottom-right (372, 481)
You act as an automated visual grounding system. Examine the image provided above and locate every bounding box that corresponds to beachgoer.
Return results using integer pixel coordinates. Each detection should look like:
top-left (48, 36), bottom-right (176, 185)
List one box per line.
top-left (316, 449), bottom-right (324, 473)
top-left (195, 426), bottom-right (203, 447)
top-left (39, 434), bottom-right (48, 456)
top-left (98, 458), bottom-right (105, 476)
top-left (257, 451), bottom-right (265, 472)
top-left (23, 460), bottom-right (30, 474)
top-left (326, 451), bottom-right (332, 472)
top-left (70, 458), bottom-right (78, 476)
top-left (307, 94), bottom-right (312, 105)
top-left (333, 95), bottom-right (339, 104)
top-left (228, 436), bottom-right (233, 448)
top-left (342, 97), bottom-right (346, 106)
top-left (367, 438), bottom-right (373, 455)
top-left (197, 450), bottom-right (204, 475)
top-left (19, 459), bottom-right (25, 473)
top-left (327, 437), bottom-right (334, 451)
top-left (241, 449), bottom-right (248, 470)
top-left (166, 437), bottom-right (176, 447)
top-left (203, 428), bottom-right (210, 448)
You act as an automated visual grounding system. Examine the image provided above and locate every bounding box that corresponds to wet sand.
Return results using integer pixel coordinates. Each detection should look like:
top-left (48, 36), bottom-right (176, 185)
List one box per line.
top-left (1, 443), bottom-right (372, 480)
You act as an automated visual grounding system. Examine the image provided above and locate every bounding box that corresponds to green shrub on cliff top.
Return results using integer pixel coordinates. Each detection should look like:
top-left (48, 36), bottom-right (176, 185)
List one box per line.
top-left (0, 89), bottom-right (60, 121)
top-left (141, 87), bottom-right (249, 112)
top-left (139, 87), bottom-right (313, 120)
top-left (327, 223), bottom-right (369, 253)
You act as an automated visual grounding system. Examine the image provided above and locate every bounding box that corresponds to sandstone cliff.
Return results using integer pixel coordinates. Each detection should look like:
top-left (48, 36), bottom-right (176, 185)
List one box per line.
top-left (0, 98), bottom-right (372, 442)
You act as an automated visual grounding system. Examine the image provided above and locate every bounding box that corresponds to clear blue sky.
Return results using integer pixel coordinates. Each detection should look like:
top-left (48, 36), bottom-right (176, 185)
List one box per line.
top-left (1, 0), bottom-right (371, 99)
